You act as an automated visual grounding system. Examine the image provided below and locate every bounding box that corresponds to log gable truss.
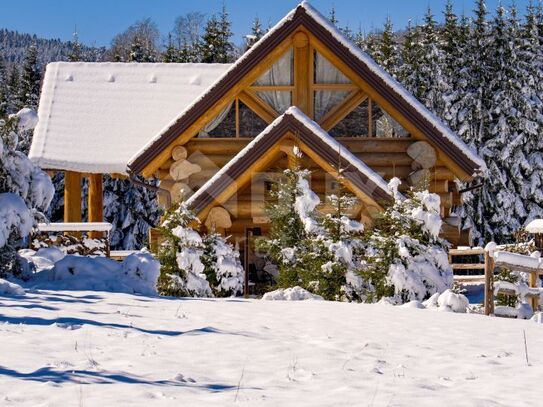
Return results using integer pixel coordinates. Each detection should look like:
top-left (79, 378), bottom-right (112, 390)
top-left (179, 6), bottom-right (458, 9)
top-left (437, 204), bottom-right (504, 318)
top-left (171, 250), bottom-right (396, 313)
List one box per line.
top-left (128, 2), bottom-right (484, 182)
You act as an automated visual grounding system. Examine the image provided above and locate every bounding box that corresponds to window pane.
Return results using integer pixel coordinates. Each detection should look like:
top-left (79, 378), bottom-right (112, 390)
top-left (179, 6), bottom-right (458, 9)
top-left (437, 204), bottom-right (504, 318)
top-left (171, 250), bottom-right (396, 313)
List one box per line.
top-left (199, 103), bottom-right (236, 138)
top-left (314, 90), bottom-right (350, 122)
top-left (239, 101), bottom-right (268, 137)
top-left (372, 102), bottom-right (409, 138)
top-left (254, 48), bottom-right (293, 86)
top-left (329, 99), bottom-right (369, 137)
top-left (256, 91), bottom-right (292, 114)
top-left (314, 50), bottom-right (350, 84)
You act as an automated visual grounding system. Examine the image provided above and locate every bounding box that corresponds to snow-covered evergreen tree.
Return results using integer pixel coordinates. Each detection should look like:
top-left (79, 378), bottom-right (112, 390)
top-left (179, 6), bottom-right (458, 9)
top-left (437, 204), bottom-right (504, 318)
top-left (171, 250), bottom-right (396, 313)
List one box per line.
top-left (360, 179), bottom-right (453, 303)
top-left (102, 176), bottom-right (161, 250)
top-left (156, 203), bottom-right (243, 297)
top-left (372, 17), bottom-right (399, 78)
top-left (245, 16), bottom-right (264, 49)
top-left (162, 33), bottom-right (179, 62)
top-left (18, 45), bottom-right (41, 110)
top-left (0, 60), bottom-right (8, 116)
top-left (68, 29), bottom-right (83, 62)
top-left (201, 6), bottom-right (234, 63)
top-left (0, 109), bottom-right (54, 277)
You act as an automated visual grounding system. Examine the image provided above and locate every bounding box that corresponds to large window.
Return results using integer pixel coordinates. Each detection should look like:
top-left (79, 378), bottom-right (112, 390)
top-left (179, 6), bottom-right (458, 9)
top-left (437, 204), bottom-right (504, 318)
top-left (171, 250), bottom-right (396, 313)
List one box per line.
top-left (198, 99), bottom-right (268, 138)
top-left (252, 49), bottom-right (294, 115)
top-left (312, 50), bottom-right (357, 122)
top-left (329, 98), bottom-right (409, 138)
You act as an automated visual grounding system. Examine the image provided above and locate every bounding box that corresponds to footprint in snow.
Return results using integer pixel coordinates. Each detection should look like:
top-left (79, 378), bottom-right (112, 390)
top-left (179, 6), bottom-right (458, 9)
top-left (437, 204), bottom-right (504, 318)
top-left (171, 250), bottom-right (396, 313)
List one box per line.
top-left (172, 373), bottom-right (196, 383)
top-left (287, 367), bottom-right (315, 382)
top-left (53, 322), bottom-right (82, 330)
top-left (371, 359), bottom-right (387, 375)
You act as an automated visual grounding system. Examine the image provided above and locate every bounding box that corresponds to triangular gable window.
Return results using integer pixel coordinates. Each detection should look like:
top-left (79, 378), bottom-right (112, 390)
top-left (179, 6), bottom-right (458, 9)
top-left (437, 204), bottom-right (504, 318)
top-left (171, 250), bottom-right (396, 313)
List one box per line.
top-left (312, 50), bottom-right (354, 122)
top-left (252, 49), bottom-right (294, 114)
top-left (198, 99), bottom-right (268, 138)
top-left (329, 98), bottom-right (410, 138)
top-left (314, 50), bottom-right (350, 84)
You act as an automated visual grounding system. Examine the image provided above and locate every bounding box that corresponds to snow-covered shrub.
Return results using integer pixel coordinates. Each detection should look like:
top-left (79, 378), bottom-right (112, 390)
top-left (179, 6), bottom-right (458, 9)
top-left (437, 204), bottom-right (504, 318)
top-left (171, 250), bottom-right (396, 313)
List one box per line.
top-left (0, 109), bottom-right (54, 278)
top-left (156, 203), bottom-right (243, 298)
top-left (257, 168), bottom-right (368, 301)
top-left (359, 178), bottom-right (453, 303)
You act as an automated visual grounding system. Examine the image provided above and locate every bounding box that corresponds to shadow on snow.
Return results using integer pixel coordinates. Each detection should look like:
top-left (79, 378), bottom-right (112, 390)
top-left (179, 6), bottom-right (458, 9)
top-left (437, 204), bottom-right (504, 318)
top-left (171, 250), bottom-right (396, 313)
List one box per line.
top-left (0, 365), bottom-right (239, 391)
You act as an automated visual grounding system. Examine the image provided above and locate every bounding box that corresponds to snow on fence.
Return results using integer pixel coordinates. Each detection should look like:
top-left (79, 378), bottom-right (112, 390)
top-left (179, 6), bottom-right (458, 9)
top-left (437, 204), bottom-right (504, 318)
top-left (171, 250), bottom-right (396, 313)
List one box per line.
top-left (35, 222), bottom-right (112, 257)
top-left (448, 247), bottom-right (485, 283)
top-left (484, 243), bottom-right (543, 316)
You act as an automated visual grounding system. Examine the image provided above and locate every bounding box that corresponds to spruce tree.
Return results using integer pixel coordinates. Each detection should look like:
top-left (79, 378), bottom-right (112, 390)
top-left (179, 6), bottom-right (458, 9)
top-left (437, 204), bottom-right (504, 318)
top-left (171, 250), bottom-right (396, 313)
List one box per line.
top-left (163, 33), bottom-right (179, 62)
top-left (397, 20), bottom-right (423, 97)
top-left (201, 5), bottom-right (234, 63)
top-left (18, 44), bottom-right (41, 109)
top-left (245, 16), bottom-right (264, 49)
top-left (0, 59), bottom-right (8, 116)
top-left (373, 17), bottom-right (399, 77)
top-left (68, 29), bottom-right (83, 62)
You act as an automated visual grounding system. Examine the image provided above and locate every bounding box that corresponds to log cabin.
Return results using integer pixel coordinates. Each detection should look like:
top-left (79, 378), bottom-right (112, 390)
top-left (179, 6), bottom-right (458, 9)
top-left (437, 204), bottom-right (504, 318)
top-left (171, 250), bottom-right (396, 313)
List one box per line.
top-left (29, 2), bottom-right (486, 270)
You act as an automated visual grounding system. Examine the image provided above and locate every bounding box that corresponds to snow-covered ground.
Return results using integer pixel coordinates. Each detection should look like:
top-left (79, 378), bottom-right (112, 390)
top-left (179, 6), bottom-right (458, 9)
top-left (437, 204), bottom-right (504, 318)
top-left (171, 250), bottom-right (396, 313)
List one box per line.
top-left (1, 290), bottom-right (542, 406)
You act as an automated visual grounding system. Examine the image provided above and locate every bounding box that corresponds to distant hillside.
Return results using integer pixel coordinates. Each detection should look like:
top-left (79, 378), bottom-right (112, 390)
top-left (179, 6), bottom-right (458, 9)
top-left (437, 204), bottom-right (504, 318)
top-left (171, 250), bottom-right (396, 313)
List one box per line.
top-left (0, 28), bottom-right (106, 68)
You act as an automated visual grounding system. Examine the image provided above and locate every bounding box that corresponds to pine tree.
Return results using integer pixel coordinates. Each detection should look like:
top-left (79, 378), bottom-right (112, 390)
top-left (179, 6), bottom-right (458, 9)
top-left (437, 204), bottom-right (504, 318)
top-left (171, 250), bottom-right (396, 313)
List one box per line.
top-left (201, 5), bottom-right (234, 63)
top-left (0, 109), bottom-right (54, 277)
top-left (163, 33), bottom-right (178, 62)
top-left (103, 176), bottom-right (161, 250)
top-left (0, 59), bottom-right (8, 116)
top-left (245, 16), bottom-right (264, 49)
top-left (416, 7), bottom-right (449, 116)
top-left (18, 45), bottom-right (41, 109)
top-left (397, 20), bottom-right (423, 96)
top-left (373, 17), bottom-right (399, 77)
top-left (68, 29), bottom-right (83, 62)
top-left (6, 66), bottom-right (21, 116)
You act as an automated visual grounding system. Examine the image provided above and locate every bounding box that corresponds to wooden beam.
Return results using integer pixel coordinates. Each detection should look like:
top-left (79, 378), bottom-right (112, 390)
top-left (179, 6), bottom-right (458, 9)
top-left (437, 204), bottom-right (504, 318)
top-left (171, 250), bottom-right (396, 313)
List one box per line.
top-left (308, 32), bottom-right (473, 181)
top-left (238, 90), bottom-right (278, 124)
top-left (141, 39), bottom-right (294, 178)
top-left (320, 90), bottom-right (368, 131)
top-left (195, 145), bottom-right (284, 221)
top-left (293, 31), bottom-right (310, 115)
top-left (88, 173), bottom-right (104, 238)
top-left (64, 171), bottom-right (82, 228)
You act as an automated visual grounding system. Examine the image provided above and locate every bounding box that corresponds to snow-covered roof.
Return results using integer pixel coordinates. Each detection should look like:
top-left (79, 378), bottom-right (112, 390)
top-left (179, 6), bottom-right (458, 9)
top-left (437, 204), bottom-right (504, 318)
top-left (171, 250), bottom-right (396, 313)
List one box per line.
top-left (128, 1), bottom-right (485, 178)
top-left (525, 219), bottom-right (543, 234)
top-left (186, 106), bottom-right (396, 216)
top-left (29, 62), bottom-right (231, 174)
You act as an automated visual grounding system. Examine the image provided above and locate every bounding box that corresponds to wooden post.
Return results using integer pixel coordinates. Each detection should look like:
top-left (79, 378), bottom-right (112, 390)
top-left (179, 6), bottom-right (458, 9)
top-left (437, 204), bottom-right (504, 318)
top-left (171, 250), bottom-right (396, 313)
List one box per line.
top-left (88, 174), bottom-right (104, 239)
top-left (484, 250), bottom-right (495, 316)
top-left (529, 271), bottom-right (539, 311)
top-left (293, 31), bottom-right (310, 116)
top-left (64, 171), bottom-right (82, 223)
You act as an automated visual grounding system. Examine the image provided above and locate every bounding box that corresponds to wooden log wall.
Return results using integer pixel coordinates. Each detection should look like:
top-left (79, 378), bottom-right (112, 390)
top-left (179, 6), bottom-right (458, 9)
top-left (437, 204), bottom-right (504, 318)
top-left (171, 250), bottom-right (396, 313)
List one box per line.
top-left (157, 137), bottom-right (465, 245)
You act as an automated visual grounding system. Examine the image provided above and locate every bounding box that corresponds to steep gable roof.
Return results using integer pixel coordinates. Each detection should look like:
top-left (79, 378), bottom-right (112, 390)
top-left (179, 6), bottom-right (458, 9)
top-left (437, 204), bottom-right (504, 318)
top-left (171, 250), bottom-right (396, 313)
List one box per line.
top-left (128, 1), bottom-right (485, 178)
top-left (29, 62), bottom-right (230, 174)
top-left (186, 107), bottom-right (396, 217)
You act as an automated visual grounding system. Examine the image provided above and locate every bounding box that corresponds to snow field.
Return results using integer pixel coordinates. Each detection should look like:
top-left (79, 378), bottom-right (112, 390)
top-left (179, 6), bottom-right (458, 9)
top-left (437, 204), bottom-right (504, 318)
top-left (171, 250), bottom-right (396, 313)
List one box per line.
top-left (1, 290), bottom-right (543, 406)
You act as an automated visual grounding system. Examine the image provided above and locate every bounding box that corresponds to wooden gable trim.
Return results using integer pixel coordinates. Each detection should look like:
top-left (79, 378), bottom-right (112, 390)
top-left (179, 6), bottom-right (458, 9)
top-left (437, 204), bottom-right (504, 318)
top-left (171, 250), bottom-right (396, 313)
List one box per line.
top-left (129, 4), bottom-right (482, 181)
top-left (187, 110), bottom-right (394, 220)
top-left (301, 22), bottom-right (476, 181)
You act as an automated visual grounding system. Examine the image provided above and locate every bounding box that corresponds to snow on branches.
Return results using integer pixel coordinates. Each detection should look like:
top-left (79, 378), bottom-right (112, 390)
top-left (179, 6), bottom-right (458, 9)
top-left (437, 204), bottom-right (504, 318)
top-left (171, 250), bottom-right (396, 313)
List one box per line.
top-left (0, 108), bottom-right (53, 277)
top-left (156, 203), bottom-right (244, 297)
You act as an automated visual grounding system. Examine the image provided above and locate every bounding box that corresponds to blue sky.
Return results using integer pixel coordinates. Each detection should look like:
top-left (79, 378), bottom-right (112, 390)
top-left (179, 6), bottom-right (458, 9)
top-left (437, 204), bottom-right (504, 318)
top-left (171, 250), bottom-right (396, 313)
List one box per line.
top-left (0, 0), bottom-right (533, 47)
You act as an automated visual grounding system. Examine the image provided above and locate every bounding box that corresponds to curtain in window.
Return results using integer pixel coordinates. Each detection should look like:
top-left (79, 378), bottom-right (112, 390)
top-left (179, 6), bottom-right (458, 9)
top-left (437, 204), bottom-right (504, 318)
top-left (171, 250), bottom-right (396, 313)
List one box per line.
top-left (314, 52), bottom-right (351, 121)
top-left (254, 49), bottom-right (293, 114)
top-left (375, 110), bottom-right (409, 138)
top-left (198, 102), bottom-right (233, 138)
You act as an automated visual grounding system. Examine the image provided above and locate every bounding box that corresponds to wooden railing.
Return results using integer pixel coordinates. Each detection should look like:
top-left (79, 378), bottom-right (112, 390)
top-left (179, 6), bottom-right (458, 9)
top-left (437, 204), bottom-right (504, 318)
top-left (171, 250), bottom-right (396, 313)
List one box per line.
top-left (448, 247), bottom-right (486, 283)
